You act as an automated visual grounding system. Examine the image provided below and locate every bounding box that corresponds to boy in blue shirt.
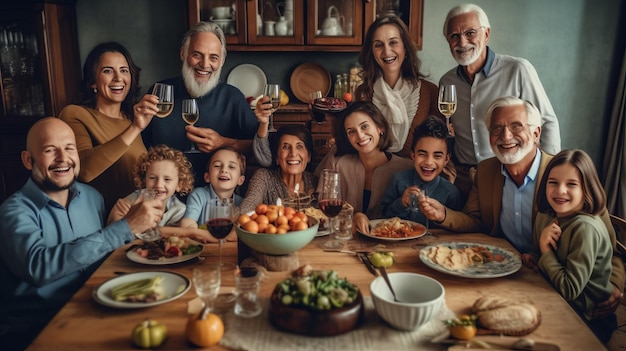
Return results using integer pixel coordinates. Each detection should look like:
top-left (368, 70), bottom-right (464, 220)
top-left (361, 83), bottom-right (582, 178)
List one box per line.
top-left (381, 116), bottom-right (461, 225)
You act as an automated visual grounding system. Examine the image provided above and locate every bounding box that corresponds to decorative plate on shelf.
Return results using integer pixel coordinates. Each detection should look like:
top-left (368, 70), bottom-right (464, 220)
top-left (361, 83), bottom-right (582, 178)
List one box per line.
top-left (93, 271), bottom-right (191, 309)
top-left (227, 64), bottom-right (267, 98)
top-left (290, 62), bottom-right (331, 103)
top-left (419, 242), bottom-right (521, 278)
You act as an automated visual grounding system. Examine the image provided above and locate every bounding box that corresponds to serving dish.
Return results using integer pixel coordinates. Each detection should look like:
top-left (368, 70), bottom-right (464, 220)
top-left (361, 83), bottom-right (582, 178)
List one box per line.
top-left (93, 271), bottom-right (190, 309)
top-left (419, 242), bottom-right (521, 278)
top-left (236, 216), bottom-right (319, 255)
top-left (227, 64), bottom-right (267, 98)
top-left (289, 62), bottom-right (331, 103)
top-left (359, 219), bottom-right (427, 241)
top-left (268, 286), bottom-right (364, 336)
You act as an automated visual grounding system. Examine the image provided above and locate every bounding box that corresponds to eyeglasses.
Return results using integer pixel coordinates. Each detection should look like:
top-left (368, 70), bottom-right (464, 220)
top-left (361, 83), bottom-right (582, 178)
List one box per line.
top-left (447, 26), bottom-right (485, 42)
top-left (488, 122), bottom-right (532, 136)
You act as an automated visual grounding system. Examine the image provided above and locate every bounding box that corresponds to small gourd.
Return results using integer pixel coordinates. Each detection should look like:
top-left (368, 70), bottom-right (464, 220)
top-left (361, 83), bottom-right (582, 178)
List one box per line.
top-left (185, 307), bottom-right (225, 347)
top-left (131, 319), bottom-right (167, 349)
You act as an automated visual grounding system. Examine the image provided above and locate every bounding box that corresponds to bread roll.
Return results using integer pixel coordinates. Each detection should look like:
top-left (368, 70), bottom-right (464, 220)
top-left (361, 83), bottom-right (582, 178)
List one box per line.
top-left (472, 295), bottom-right (541, 336)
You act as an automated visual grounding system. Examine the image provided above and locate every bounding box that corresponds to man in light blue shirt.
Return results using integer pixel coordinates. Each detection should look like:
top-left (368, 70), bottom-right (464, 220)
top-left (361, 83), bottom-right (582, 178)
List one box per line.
top-left (0, 118), bottom-right (164, 351)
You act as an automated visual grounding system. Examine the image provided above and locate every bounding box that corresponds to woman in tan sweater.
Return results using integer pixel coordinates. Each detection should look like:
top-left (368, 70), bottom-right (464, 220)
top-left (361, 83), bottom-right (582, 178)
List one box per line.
top-left (59, 42), bottom-right (158, 212)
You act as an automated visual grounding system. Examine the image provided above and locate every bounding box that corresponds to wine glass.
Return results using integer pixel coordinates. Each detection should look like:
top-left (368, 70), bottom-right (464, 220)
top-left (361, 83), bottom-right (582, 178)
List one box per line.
top-left (206, 198), bottom-right (234, 267)
top-left (264, 83), bottom-right (280, 132)
top-left (438, 84), bottom-right (457, 135)
top-left (417, 187), bottom-right (434, 237)
top-left (182, 98), bottom-right (200, 153)
top-left (318, 169), bottom-right (345, 250)
top-left (308, 90), bottom-right (326, 123)
top-left (152, 83), bottom-right (174, 118)
top-left (193, 263), bottom-right (221, 314)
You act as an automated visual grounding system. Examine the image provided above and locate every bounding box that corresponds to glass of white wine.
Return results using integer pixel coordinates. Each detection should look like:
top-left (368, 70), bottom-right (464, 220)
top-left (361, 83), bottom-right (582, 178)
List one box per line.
top-left (182, 98), bottom-right (200, 153)
top-left (264, 83), bottom-right (280, 132)
top-left (152, 83), bottom-right (174, 118)
top-left (438, 84), bottom-right (457, 135)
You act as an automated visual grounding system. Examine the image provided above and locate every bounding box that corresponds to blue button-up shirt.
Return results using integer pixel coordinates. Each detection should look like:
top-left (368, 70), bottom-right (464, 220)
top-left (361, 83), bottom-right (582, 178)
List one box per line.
top-left (499, 150), bottom-right (542, 253)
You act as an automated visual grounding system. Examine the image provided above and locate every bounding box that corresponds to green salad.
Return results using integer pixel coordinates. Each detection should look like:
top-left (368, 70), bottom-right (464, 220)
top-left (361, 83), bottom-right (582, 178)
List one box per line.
top-left (276, 266), bottom-right (359, 310)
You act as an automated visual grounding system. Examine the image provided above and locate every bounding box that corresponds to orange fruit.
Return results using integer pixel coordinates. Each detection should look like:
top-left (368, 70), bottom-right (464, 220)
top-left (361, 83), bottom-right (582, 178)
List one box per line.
top-left (237, 214), bottom-right (251, 226)
top-left (242, 220), bottom-right (259, 233)
top-left (255, 204), bottom-right (268, 215)
top-left (292, 220), bottom-right (309, 231)
top-left (283, 207), bottom-right (296, 219)
top-left (266, 209), bottom-right (278, 222)
top-left (343, 92), bottom-right (353, 103)
top-left (275, 215), bottom-right (288, 226)
top-left (265, 224), bottom-right (277, 234)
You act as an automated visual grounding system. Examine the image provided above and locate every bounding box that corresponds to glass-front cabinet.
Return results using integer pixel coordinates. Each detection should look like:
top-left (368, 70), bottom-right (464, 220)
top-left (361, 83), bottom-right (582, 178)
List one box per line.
top-left (188, 0), bottom-right (423, 51)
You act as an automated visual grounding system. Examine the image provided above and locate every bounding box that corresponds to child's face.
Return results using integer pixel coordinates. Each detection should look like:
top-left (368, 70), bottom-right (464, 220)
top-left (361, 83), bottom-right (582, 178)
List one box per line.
top-left (546, 163), bottom-right (584, 217)
top-left (204, 149), bottom-right (245, 193)
top-left (145, 160), bottom-right (180, 201)
top-left (344, 112), bottom-right (383, 154)
top-left (410, 136), bottom-right (449, 182)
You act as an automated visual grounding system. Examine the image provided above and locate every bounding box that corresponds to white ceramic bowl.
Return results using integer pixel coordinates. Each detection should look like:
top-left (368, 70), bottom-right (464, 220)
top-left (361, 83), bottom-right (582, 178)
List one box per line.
top-left (211, 6), bottom-right (231, 19)
top-left (370, 272), bottom-right (445, 331)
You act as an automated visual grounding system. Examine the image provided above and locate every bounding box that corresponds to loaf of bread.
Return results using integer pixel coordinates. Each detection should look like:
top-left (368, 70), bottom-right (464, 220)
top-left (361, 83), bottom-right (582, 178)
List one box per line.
top-left (472, 295), bottom-right (541, 336)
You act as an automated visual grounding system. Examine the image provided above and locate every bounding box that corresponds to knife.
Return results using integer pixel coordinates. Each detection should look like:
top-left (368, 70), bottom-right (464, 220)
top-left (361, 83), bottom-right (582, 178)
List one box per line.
top-left (358, 252), bottom-right (378, 276)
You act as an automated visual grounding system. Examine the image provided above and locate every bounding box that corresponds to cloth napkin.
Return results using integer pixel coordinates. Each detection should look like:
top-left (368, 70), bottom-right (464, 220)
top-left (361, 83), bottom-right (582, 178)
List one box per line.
top-left (219, 296), bottom-right (455, 351)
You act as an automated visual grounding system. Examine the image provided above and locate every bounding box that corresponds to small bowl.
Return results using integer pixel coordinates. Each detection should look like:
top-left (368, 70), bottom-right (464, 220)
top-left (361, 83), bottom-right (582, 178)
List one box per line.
top-left (211, 6), bottom-right (231, 19)
top-left (269, 287), bottom-right (364, 336)
top-left (370, 272), bottom-right (445, 331)
top-left (235, 216), bottom-right (319, 255)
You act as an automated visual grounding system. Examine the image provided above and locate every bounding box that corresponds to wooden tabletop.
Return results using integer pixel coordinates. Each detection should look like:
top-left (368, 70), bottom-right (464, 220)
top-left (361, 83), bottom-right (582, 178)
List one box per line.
top-left (27, 230), bottom-right (605, 351)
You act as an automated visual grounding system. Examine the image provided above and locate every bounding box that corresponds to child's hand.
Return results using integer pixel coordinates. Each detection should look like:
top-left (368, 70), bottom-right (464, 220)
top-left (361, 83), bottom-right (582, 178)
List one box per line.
top-left (539, 219), bottom-right (561, 253)
top-left (402, 186), bottom-right (420, 207)
top-left (521, 253), bottom-right (539, 272)
top-left (353, 212), bottom-right (370, 234)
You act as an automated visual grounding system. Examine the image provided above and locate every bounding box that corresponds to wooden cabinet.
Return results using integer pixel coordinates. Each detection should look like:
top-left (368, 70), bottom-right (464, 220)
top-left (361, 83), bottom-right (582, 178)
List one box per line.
top-left (188, 0), bottom-right (423, 52)
top-left (0, 1), bottom-right (80, 203)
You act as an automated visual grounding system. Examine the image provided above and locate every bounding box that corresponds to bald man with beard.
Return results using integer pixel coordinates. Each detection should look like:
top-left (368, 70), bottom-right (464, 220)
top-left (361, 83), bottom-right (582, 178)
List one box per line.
top-left (0, 117), bottom-right (163, 350)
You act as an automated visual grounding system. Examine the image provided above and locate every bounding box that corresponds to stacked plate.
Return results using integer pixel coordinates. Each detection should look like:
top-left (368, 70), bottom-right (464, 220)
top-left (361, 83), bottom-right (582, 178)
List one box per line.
top-left (227, 64), bottom-right (267, 99)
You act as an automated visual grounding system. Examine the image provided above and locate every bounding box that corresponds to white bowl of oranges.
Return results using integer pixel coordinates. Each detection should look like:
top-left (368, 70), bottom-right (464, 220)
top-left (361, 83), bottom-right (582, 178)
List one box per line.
top-left (235, 204), bottom-right (319, 255)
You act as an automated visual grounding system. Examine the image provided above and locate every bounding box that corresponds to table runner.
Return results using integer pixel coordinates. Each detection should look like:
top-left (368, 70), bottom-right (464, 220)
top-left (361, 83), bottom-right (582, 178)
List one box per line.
top-left (219, 296), bottom-right (455, 351)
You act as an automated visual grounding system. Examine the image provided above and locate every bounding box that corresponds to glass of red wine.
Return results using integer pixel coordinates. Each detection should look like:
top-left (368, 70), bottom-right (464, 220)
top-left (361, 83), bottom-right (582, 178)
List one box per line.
top-left (206, 198), bottom-right (234, 267)
top-left (318, 169), bottom-right (345, 250)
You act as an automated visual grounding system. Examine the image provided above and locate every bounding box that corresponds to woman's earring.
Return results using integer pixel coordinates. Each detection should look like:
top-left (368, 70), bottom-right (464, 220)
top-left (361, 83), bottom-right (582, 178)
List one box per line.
top-left (93, 88), bottom-right (97, 94)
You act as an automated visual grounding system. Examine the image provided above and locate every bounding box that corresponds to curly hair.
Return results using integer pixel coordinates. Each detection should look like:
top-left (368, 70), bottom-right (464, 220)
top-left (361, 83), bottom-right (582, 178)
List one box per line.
top-left (79, 41), bottom-right (142, 119)
top-left (133, 145), bottom-right (195, 196)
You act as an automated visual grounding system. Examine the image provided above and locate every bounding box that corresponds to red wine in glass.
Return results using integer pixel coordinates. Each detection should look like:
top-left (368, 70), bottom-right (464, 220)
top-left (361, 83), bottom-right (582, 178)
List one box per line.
top-left (319, 199), bottom-right (343, 218)
top-left (207, 218), bottom-right (233, 239)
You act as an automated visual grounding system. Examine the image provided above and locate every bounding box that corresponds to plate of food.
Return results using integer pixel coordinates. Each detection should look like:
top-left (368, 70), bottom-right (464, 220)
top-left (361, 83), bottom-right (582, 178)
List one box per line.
top-left (359, 217), bottom-right (427, 241)
top-left (126, 236), bottom-right (203, 265)
top-left (93, 271), bottom-right (191, 309)
top-left (303, 206), bottom-right (329, 237)
top-left (419, 242), bottom-right (522, 278)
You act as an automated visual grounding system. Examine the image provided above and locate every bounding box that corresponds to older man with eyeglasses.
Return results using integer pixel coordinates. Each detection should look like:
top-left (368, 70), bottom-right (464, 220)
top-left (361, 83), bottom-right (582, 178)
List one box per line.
top-left (440, 4), bottom-right (561, 204)
top-left (420, 96), bottom-right (624, 321)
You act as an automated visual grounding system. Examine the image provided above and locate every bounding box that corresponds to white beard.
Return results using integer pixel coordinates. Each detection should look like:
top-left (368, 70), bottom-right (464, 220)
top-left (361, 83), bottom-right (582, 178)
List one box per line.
top-left (453, 44), bottom-right (483, 66)
top-left (182, 60), bottom-right (222, 97)
top-left (493, 138), bottom-right (534, 165)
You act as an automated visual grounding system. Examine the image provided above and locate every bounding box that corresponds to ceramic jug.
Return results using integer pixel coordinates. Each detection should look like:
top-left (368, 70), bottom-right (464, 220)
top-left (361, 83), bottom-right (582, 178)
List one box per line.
top-left (321, 6), bottom-right (344, 36)
top-left (275, 16), bottom-right (288, 36)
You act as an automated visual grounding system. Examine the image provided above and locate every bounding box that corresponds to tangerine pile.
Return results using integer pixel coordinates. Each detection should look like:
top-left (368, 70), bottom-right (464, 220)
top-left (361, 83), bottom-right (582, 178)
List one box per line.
top-left (238, 204), bottom-right (310, 234)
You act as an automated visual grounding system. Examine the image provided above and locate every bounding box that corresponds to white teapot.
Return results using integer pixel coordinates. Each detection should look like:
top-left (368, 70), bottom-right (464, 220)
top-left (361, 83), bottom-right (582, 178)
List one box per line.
top-left (320, 6), bottom-right (344, 36)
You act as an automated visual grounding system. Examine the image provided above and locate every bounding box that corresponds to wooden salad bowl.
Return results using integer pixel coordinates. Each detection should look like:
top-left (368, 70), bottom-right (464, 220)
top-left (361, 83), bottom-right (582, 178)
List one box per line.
top-left (268, 286), bottom-right (364, 336)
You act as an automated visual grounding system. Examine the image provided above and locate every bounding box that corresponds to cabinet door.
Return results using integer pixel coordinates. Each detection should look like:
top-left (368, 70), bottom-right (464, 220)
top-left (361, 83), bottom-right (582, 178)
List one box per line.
top-left (364, 0), bottom-right (423, 50)
top-left (306, 0), bottom-right (363, 46)
top-left (246, 0), bottom-right (304, 45)
top-left (188, 0), bottom-right (247, 45)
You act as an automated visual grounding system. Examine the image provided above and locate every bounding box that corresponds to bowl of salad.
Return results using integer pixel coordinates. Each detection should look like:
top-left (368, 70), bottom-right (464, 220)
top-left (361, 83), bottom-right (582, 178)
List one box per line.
top-left (268, 265), bottom-right (363, 336)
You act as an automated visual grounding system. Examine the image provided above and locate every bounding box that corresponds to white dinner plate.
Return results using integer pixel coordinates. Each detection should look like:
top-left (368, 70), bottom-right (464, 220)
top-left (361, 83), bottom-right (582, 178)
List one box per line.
top-left (419, 242), bottom-right (522, 278)
top-left (227, 64), bottom-right (267, 98)
top-left (359, 219), bottom-right (427, 241)
top-left (93, 271), bottom-right (191, 309)
top-left (126, 243), bottom-right (204, 265)
top-left (315, 228), bottom-right (330, 237)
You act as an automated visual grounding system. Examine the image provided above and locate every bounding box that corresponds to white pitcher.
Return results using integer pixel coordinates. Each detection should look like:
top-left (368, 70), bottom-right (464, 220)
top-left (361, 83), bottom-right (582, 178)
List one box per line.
top-left (321, 6), bottom-right (344, 36)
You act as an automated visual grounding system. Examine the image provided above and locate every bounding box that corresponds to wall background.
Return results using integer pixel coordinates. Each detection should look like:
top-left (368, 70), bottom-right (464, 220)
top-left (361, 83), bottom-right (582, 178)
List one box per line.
top-left (75, 0), bottom-right (625, 166)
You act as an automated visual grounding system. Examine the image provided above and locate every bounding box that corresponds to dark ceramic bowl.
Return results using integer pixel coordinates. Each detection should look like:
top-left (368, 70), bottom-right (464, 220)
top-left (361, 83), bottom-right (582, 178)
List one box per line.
top-left (268, 286), bottom-right (364, 336)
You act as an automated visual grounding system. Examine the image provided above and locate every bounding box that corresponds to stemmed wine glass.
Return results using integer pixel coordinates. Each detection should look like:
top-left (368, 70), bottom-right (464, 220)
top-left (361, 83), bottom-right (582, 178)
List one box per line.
top-left (182, 98), bottom-right (200, 153)
top-left (152, 83), bottom-right (174, 118)
top-left (206, 198), bottom-right (234, 267)
top-left (192, 263), bottom-right (221, 315)
top-left (318, 169), bottom-right (345, 250)
top-left (407, 186), bottom-right (432, 237)
top-left (438, 84), bottom-right (457, 135)
top-left (264, 83), bottom-right (280, 132)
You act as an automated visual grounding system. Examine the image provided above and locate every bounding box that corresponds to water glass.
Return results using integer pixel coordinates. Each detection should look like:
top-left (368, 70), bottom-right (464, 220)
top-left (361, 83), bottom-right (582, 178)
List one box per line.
top-left (333, 205), bottom-right (354, 240)
top-left (234, 267), bottom-right (262, 318)
top-left (193, 264), bottom-right (221, 312)
top-left (134, 189), bottom-right (162, 241)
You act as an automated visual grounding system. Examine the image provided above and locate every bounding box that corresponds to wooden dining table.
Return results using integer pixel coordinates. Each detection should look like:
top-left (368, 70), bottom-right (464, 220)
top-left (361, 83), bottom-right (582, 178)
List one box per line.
top-left (26, 230), bottom-right (606, 351)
